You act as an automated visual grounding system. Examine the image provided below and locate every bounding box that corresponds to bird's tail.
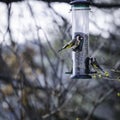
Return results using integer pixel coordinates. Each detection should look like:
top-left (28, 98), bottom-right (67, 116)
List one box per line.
top-left (99, 68), bottom-right (109, 77)
top-left (58, 48), bottom-right (63, 53)
top-left (99, 67), bottom-right (105, 73)
top-left (58, 45), bottom-right (68, 52)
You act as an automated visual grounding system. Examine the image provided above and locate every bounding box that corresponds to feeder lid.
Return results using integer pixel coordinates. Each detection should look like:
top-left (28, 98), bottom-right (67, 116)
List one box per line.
top-left (70, 0), bottom-right (90, 5)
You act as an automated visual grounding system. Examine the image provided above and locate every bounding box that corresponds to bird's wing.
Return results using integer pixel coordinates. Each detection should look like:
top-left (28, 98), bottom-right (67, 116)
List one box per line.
top-left (94, 61), bottom-right (105, 73)
top-left (58, 39), bottom-right (75, 52)
top-left (64, 39), bottom-right (75, 49)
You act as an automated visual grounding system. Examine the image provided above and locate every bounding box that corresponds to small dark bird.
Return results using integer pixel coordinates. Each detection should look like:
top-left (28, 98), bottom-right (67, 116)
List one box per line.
top-left (58, 35), bottom-right (83, 52)
top-left (90, 58), bottom-right (104, 73)
top-left (90, 58), bottom-right (109, 77)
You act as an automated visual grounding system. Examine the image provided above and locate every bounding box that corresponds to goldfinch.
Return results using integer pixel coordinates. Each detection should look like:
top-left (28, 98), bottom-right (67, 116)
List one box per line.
top-left (90, 58), bottom-right (104, 73)
top-left (90, 58), bottom-right (109, 77)
top-left (58, 35), bottom-right (83, 52)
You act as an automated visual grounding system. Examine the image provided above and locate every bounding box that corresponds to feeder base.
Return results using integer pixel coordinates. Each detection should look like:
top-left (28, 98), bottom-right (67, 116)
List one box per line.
top-left (71, 74), bottom-right (92, 79)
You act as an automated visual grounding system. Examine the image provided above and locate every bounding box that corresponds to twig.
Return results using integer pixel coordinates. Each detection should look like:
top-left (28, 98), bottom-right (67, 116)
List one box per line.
top-left (85, 89), bottom-right (114, 120)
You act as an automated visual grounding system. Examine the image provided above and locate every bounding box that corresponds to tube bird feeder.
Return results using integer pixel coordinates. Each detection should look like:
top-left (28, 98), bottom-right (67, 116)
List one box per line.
top-left (70, 0), bottom-right (91, 79)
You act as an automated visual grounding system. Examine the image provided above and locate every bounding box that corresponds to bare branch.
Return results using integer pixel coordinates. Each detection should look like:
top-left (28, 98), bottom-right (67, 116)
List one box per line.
top-left (85, 89), bottom-right (114, 120)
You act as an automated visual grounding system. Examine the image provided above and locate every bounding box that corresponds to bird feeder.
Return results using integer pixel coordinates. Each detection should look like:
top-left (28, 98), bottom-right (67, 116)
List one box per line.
top-left (70, 0), bottom-right (91, 79)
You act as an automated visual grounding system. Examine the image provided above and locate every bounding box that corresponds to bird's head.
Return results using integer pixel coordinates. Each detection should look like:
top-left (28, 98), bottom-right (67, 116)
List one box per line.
top-left (90, 57), bottom-right (93, 62)
top-left (91, 57), bottom-right (97, 62)
top-left (76, 35), bottom-right (84, 41)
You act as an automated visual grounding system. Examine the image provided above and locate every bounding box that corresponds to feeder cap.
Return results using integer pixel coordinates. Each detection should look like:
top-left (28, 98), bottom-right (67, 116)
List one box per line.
top-left (70, 0), bottom-right (90, 5)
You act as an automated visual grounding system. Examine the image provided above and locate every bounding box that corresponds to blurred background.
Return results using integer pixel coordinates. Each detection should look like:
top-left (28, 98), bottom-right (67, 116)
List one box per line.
top-left (0, 0), bottom-right (120, 120)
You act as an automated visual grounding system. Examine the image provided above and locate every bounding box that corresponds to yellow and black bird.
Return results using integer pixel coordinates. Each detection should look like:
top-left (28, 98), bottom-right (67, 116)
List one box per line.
top-left (90, 57), bottom-right (109, 77)
top-left (58, 35), bottom-right (83, 52)
top-left (90, 58), bottom-right (104, 73)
